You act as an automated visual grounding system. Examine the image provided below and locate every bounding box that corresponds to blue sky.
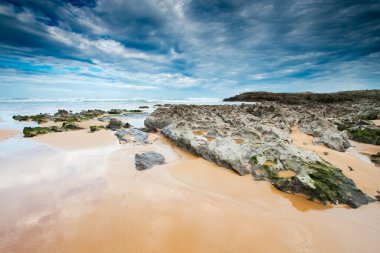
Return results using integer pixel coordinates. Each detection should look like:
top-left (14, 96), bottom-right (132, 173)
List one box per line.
top-left (0, 0), bottom-right (379, 99)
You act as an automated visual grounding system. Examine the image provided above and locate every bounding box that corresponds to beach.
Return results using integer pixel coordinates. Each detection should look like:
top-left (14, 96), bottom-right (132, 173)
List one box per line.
top-left (0, 106), bottom-right (380, 253)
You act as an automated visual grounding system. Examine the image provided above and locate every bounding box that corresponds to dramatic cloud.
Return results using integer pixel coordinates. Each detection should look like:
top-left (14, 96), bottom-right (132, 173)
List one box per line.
top-left (0, 0), bottom-right (379, 98)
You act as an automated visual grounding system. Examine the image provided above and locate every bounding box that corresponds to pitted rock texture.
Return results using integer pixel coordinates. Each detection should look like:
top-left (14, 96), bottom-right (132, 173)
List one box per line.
top-left (145, 103), bottom-right (376, 208)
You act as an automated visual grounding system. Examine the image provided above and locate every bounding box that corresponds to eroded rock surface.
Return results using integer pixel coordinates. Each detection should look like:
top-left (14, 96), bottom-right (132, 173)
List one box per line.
top-left (116, 128), bottom-right (148, 144)
top-left (145, 103), bottom-right (376, 207)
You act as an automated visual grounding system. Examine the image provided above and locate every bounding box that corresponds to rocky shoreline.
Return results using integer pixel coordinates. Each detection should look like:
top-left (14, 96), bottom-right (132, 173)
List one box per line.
top-left (145, 99), bottom-right (379, 208)
top-left (10, 94), bottom-right (380, 208)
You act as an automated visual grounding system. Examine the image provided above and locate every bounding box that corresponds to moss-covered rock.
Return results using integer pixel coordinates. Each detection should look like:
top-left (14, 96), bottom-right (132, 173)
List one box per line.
top-left (108, 109), bottom-right (143, 114)
top-left (61, 122), bottom-right (82, 130)
top-left (263, 161), bottom-right (372, 208)
top-left (53, 116), bottom-right (81, 122)
top-left (336, 120), bottom-right (380, 145)
top-left (349, 127), bottom-right (380, 145)
top-left (90, 125), bottom-right (105, 132)
top-left (361, 111), bottom-right (379, 120)
top-left (23, 123), bottom-right (82, 137)
top-left (371, 152), bottom-right (380, 166)
top-left (23, 127), bottom-right (54, 137)
top-left (106, 118), bottom-right (124, 130)
top-left (13, 113), bottom-right (51, 124)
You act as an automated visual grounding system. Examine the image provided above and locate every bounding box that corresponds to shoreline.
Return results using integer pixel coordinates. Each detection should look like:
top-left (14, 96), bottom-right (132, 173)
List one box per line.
top-left (0, 105), bottom-right (380, 252)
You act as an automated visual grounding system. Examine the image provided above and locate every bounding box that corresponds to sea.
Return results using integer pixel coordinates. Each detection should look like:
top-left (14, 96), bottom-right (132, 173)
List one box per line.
top-left (0, 97), bottom-right (232, 130)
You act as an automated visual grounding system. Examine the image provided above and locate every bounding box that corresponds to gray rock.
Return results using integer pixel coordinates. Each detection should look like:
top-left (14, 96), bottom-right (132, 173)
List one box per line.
top-left (145, 104), bottom-right (374, 208)
top-left (135, 152), bottom-right (165, 170)
top-left (116, 128), bottom-right (148, 144)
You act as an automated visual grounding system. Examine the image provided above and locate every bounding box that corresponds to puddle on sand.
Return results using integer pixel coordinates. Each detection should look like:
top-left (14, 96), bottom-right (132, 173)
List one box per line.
top-left (206, 136), bottom-right (215, 142)
top-left (193, 130), bottom-right (207, 136)
top-left (278, 170), bottom-right (296, 178)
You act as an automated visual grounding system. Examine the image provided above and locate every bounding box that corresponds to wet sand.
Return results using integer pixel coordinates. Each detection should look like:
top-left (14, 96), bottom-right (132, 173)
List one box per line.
top-left (34, 129), bottom-right (116, 150)
top-left (0, 130), bottom-right (380, 252)
top-left (373, 119), bottom-right (380, 126)
top-left (34, 120), bottom-right (114, 150)
top-left (0, 128), bottom-right (19, 141)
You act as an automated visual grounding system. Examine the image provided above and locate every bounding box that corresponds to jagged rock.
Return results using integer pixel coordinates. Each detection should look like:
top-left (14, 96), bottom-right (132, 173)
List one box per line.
top-left (145, 104), bottom-right (374, 208)
top-left (135, 152), bottom-right (165, 170)
top-left (299, 118), bottom-right (351, 151)
top-left (115, 128), bottom-right (148, 144)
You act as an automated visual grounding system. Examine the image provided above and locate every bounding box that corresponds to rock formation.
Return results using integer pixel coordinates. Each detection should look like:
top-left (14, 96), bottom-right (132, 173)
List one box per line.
top-left (145, 102), bottom-right (377, 208)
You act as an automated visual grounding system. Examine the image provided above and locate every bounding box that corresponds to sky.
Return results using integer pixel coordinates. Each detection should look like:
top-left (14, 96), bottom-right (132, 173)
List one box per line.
top-left (0, 0), bottom-right (379, 99)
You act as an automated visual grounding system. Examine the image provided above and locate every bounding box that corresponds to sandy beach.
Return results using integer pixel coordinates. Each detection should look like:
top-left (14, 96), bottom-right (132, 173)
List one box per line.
top-left (0, 124), bottom-right (379, 253)
top-left (0, 128), bottom-right (20, 141)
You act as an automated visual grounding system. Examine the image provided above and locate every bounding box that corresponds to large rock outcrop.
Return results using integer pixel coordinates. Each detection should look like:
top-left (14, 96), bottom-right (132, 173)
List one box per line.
top-left (145, 103), bottom-right (374, 208)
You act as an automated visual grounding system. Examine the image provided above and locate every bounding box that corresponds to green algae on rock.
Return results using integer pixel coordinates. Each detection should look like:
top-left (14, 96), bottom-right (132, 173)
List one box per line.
top-left (108, 109), bottom-right (143, 114)
top-left (90, 125), bottom-right (105, 132)
top-left (337, 120), bottom-right (380, 145)
top-left (23, 123), bottom-right (83, 137)
top-left (262, 161), bottom-right (372, 208)
top-left (13, 113), bottom-right (52, 124)
top-left (371, 152), bottom-right (380, 166)
top-left (13, 108), bottom-right (143, 124)
top-left (145, 103), bottom-right (375, 208)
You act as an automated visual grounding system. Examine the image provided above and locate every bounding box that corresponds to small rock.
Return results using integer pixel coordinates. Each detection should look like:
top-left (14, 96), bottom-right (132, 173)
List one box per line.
top-left (375, 195), bottom-right (380, 202)
top-left (323, 152), bottom-right (329, 155)
top-left (139, 106), bottom-right (149, 109)
top-left (106, 118), bottom-right (124, 130)
top-left (116, 128), bottom-right (148, 143)
top-left (139, 127), bottom-right (157, 133)
top-left (348, 166), bottom-right (354, 171)
top-left (135, 152), bottom-right (165, 170)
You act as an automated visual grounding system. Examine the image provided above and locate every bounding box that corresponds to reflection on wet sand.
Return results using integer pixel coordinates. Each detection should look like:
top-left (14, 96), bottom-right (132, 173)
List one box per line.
top-left (0, 129), bottom-right (19, 141)
top-left (0, 131), bottom-right (379, 253)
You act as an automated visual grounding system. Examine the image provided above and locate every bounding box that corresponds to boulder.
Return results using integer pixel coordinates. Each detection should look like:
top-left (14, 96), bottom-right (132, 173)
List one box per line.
top-left (135, 152), bottom-right (165, 170)
top-left (106, 118), bottom-right (124, 130)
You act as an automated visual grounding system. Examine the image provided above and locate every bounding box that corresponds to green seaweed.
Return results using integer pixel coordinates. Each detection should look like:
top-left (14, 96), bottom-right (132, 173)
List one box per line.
top-left (271, 161), bottom-right (369, 207)
top-left (90, 125), bottom-right (105, 132)
top-left (108, 109), bottom-right (143, 114)
top-left (53, 116), bottom-right (81, 122)
top-left (13, 113), bottom-right (51, 124)
top-left (349, 127), bottom-right (380, 145)
top-left (23, 123), bottom-right (82, 137)
top-left (262, 164), bottom-right (279, 179)
top-left (336, 120), bottom-right (380, 145)
top-left (361, 111), bottom-right (379, 120)
top-left (250, 155), bottom-right (258, 164)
